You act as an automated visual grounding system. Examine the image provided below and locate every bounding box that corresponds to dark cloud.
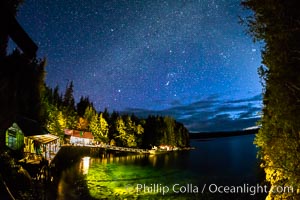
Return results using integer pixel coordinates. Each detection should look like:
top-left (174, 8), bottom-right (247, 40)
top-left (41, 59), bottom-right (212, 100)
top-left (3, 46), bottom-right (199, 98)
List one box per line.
top-left (184, 115), bottom-right (260, 133)
top-left (124, 94), bottom-right (262, 132)
top-left (226, 94), bottom-right (262, 104)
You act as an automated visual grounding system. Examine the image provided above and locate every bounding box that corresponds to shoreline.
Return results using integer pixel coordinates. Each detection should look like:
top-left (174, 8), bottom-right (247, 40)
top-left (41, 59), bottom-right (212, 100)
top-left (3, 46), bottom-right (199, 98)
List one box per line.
top-left (189, 128), bottom-right (259, 139)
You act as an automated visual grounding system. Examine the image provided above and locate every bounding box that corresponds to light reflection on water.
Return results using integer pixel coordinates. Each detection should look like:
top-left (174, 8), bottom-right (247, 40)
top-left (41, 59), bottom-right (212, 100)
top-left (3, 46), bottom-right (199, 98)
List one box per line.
top-left (81, 157), bottom-right (91, 175)
top-left (55, 135), bottom-right (265, 199)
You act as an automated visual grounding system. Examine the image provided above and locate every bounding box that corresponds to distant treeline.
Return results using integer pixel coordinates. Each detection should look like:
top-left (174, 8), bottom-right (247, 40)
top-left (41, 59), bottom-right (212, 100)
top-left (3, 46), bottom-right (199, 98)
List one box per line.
top-left (189, 128), bottom-right (259, 139)
top-left (41, 82), bottom-right (189, 148)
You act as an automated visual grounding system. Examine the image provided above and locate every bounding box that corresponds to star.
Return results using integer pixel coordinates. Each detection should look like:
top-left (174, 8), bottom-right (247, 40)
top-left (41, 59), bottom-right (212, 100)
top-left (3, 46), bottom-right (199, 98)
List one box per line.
top-left (15, 0), bottom-right (262, 131)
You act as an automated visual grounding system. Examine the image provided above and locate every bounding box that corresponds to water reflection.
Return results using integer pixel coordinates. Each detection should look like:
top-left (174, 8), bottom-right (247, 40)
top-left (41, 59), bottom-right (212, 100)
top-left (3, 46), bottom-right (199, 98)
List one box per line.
top-left (84, 153), bottom-right (183, 199)
top-left (81, 157), bottom-right (90, 175)
top-left (54, 135), bottom-right (264, 199)
top-left (149, 154), bottom-right (158, 166)
top-left (148, 152), bottom-right (182, 169)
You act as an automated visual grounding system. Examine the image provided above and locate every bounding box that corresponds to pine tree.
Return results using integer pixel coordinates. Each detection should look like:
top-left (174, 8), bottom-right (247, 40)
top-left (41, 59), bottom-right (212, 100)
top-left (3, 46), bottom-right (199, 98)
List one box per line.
top-left (65, 109), bottom-right (77, 130)
top-left (83, 105), bottom-right (96, 128)
top-left (115, 117), bottom-right (127, 146)
top-left (76, 96), bottom-right (93, 117)
top-left (108, 111), bottom-right (119, 141)
top-left (89, 112), bottom-right (109, 143)
top-left (89, 113), bottom-right (101, 141)
top-left (98, 113), bottom-right (109, 142)
top-left (102, 108), bottom-right (110, 122)
top-left (163, 116), bottom-right (176, 146)
top-left (63, 81), bottom-right (75, 110)
top-left (46, 105), bottom-right (66, 138)
top-left (53, 85), bottom-right (62, 106)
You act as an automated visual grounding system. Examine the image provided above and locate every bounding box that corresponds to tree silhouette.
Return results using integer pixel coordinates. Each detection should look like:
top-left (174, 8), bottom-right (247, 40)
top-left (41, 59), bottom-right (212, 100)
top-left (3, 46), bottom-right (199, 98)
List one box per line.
top-left (76, 96), bottom-right (93, 117)
top-left (242, 0), bottom-right (300, 199)
top-left (0, 0), bottom-right (23, 57)
top-left (63, 81), bottom-right (75, 110)
top-left (0, 50), bottom-right (45, 148)
top-left (0, 0), bottom-right (42, 151)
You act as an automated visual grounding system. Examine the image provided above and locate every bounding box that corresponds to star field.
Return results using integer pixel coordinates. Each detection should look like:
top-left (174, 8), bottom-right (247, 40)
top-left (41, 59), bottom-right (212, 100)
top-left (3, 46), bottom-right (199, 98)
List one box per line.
top-left (13, 0), bottom-right (262, 131)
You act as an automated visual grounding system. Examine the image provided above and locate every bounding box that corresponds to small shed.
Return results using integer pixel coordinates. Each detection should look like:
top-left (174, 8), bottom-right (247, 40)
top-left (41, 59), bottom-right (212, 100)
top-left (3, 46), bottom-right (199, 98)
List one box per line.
top-left (5, 123), bottom-right (24, 150)
top-left (5, 116), bottom-right (46, 151)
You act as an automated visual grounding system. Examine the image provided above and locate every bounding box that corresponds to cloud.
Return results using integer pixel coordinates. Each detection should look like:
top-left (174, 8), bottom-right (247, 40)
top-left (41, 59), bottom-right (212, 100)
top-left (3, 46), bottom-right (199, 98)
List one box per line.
top-left (226, 94), bottom-right (262, 104)
top-left (124, 94), bottom-right (262, 132)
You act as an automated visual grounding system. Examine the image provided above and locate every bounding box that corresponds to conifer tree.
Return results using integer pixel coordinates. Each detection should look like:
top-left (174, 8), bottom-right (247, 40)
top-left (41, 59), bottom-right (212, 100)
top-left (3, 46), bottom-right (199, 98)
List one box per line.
top-left (63, 81), bottom-right (75, 110)
top-left (89, 113), bottom-right (101, 141)
top-left (46, 105), bottom-right (66, 138)
top-left (83, 105), bottom-right (96, 128)
top-left (76, 96), bottom-right (93, 117)
top-left (98, 113), bottom-right (109, 142)
top-left (115, 116), bottom-right (127, 146)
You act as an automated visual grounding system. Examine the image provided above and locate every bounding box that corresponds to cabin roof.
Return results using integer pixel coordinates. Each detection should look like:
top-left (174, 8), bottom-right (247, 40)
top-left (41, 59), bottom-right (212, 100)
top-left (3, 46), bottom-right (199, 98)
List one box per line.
top-left (27, 134), bottom-right (59, 144)
top-left (65, 129), bottom-right (94, 139)
top-left (72, 130), bottom-right (94, 139)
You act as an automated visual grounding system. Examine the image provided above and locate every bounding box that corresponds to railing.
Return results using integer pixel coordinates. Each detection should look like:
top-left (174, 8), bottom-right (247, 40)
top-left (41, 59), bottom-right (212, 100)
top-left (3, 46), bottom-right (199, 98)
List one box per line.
top-left (64, 143), bottom-right (150, 154)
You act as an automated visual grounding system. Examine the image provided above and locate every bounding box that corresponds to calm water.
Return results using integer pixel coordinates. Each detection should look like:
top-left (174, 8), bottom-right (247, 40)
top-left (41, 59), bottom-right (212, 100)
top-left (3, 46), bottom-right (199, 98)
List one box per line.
top-left (51, 135), bottom-right (267, 200)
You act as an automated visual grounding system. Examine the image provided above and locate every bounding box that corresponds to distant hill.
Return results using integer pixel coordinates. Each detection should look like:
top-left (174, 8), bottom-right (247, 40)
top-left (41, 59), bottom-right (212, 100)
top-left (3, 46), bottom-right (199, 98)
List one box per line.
top-left (189, 128), bottom-right (259, 139)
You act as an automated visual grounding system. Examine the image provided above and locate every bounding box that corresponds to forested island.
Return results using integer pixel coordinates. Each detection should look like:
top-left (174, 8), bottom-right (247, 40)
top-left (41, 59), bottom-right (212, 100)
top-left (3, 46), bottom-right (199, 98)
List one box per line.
top-left (41, 82), bottom-right (190, 148)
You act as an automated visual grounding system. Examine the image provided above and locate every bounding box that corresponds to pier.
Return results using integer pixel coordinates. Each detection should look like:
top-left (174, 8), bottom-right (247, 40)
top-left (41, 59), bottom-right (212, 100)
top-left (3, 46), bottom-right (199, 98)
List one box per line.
top-left (91, 144), bottom-right (150, 154)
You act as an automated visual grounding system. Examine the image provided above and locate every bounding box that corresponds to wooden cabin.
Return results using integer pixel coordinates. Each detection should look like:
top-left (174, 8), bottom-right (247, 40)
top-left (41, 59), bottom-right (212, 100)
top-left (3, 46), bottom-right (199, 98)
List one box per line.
top-left (25, 134), bottom-right (59, 161)
top-left (65, 129), bottom-right (94, 146)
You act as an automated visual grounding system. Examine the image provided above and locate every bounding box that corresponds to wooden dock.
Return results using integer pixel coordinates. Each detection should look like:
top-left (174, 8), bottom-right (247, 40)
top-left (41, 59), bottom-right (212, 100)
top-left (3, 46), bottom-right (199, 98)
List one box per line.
top-left (60, 144), bottom-right (150, 154)
top-left (18, 146), bottom-right (61, 182)
top-left (19, 144), bottom-right (193, 183)
top-left (100, 145), bottom-right (149, 154)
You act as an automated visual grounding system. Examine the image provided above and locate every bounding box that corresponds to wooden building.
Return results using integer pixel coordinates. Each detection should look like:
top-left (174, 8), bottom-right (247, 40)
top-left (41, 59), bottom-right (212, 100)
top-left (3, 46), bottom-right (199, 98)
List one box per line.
top-left (65, 129), bottom-right (94, 146)
top-left (5, 117), bottom-right (60, 162)
top-left (25, 134), bottom-right (59, 161)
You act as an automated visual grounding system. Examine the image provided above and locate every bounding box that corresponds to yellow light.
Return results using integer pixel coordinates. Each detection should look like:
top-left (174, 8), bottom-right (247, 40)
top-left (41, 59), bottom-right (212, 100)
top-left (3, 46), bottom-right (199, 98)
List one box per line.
top-left (82, 156), bottom-right (90, 175)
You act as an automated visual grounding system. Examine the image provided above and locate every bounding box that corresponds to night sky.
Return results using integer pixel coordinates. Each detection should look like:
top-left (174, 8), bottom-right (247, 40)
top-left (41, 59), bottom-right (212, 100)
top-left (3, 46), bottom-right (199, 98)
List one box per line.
top-left (11, 0), bottom-right (262, 132)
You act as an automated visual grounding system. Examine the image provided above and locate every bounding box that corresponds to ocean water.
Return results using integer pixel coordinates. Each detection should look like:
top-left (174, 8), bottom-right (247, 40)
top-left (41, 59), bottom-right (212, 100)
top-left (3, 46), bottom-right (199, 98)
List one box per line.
top-left (52, 134), bottom-right (267, 200)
